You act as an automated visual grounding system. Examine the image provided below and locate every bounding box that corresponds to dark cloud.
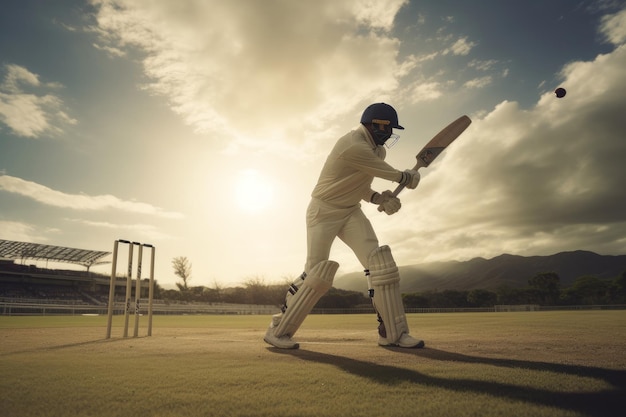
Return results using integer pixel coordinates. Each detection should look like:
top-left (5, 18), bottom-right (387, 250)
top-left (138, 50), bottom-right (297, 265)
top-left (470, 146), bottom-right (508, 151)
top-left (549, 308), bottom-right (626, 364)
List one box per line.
top-left (390, 37), bottom-right (626, 263)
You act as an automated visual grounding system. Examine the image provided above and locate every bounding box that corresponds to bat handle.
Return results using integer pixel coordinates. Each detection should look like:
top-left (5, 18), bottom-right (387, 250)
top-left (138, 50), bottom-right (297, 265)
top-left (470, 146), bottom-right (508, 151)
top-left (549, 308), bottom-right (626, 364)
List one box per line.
top-left (377, 183), bottom-right (405, 212)
top-left (377, 165), bottom-right (419, 212)
top-left (391, 182), bottom-right (406, 197)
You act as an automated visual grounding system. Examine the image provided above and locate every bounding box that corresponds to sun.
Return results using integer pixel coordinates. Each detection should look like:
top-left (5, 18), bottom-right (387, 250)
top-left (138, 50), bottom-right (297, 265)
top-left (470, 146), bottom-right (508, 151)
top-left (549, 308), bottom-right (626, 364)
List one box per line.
top-left (233, 169), bottom-right (275, 213)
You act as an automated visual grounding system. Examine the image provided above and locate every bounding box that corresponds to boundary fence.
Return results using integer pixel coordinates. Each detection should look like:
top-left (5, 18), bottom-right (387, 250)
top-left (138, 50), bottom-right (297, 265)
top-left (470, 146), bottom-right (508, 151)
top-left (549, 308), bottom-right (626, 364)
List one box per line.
top-left (2, 301), bottom-right (624, 316)
top-left (1, 300), bottom-right (277, 316)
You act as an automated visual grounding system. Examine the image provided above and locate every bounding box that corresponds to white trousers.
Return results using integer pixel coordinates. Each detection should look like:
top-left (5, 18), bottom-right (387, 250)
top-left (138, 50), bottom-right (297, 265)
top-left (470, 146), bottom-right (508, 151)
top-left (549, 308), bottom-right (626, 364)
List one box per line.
top-left (304, 198), bottom-right (379, 273)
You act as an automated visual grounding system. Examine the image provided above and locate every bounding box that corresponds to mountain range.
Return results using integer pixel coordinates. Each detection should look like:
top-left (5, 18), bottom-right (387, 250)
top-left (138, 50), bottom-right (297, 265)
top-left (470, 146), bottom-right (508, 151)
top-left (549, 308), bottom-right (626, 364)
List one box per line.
top-left (334, 250), bottom-right (626, 294)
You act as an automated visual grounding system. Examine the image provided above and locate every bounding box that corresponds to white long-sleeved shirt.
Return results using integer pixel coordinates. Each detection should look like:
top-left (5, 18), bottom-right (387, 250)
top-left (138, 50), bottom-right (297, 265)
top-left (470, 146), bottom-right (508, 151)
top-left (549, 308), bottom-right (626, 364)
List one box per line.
top-left (311, 124), bottom-right (403, 208)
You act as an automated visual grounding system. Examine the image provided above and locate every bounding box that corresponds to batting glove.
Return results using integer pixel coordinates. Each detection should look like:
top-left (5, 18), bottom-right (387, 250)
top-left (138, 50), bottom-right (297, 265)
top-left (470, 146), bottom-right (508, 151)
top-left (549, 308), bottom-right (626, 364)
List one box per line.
top-left (372, 190), bottom-right (401, 215)
top-left (400, 169), bottom-right (420, 189)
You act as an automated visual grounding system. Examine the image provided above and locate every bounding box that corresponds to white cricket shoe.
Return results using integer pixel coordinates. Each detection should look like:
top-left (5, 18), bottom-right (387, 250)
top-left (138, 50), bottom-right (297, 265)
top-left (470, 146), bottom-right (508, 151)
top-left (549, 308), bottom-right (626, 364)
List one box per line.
top-left (264, 324), bottom-right (299, 349)
top-left (378, 333), bottom-right (425, 348)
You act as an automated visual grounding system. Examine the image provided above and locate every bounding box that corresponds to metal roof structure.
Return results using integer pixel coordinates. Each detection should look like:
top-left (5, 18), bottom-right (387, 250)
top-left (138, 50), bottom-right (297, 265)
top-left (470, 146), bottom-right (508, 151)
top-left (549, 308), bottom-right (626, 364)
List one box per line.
top-left (0, 239), bottom-right (111, 269)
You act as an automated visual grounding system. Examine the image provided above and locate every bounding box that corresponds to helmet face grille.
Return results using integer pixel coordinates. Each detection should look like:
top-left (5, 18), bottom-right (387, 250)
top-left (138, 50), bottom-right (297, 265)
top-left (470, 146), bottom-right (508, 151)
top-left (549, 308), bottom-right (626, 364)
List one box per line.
top-left (360, 103), bottom-right (404, 130)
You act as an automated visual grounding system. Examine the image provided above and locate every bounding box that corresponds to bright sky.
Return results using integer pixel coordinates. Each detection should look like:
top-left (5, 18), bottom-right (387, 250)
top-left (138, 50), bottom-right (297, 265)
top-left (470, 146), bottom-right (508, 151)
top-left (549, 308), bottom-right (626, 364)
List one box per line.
top-left (1, 0), bottom-right (625, 289)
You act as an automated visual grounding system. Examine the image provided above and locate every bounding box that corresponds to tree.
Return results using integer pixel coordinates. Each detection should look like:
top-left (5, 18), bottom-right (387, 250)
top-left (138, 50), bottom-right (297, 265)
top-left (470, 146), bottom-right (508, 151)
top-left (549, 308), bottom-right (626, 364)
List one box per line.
top-left (242, 276), bottom-right (273, 304)
top-left (407, 290), bottom-right (470, 308)
top-left (467, 289), bottom-right (497, 307)
top-left (496, 286), bottom-right (541, 305)
top-left (317, 288), bottom-right (369, 309)
top-left (172, 256), bottom-right (192, 292)
top-left (563, 275), bottom-right (609, 305)
top-left (607, 270), bottom-right (626, 303)
top-left (403, 293), bottom-right (429, 308)
top-left (496, 286), bottom-right (519, 305)
top-left (438, 290), bottom-right (470, 308)
top-left (211, 279), bottom-right (224, 302)
top-left (528, 272), bottom-right (561, 305)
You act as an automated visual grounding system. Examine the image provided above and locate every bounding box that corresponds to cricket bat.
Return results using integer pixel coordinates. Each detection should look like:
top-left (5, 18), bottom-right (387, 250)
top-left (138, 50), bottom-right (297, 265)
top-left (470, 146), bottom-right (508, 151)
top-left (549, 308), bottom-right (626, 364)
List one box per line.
top-left (378, 115), bottom-right (471, 212)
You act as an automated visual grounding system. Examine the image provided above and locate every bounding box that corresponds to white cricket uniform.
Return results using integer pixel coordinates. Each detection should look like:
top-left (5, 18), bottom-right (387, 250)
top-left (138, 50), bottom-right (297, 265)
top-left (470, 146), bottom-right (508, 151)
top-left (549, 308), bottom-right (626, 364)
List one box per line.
top-left (304, 124), bottom-right (403, 273)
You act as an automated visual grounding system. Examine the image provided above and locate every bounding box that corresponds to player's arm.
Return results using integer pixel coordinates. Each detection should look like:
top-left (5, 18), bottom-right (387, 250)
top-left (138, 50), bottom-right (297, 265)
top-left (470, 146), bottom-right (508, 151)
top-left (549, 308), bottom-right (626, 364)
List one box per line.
top-left (340, 143), bottom-right (420, 188)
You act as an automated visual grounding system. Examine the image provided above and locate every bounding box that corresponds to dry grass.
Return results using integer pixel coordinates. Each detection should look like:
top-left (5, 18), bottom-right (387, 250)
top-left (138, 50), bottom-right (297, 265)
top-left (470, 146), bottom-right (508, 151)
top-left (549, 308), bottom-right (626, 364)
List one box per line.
top-left (1, 311), bottom-right (625, 417)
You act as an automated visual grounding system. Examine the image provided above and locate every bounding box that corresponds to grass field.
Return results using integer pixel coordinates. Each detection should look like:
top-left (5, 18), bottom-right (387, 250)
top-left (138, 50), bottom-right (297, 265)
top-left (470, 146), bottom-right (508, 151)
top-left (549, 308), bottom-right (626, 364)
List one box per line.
top-left (1, 311), bottom-right (625, 417)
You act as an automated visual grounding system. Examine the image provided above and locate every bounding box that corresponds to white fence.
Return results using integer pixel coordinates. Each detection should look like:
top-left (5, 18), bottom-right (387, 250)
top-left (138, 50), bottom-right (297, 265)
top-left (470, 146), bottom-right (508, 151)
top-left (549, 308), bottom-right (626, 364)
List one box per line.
top-left (1, 300), bottom-right (278, 316)
top-left (2, 301), bottom-right (624, 316)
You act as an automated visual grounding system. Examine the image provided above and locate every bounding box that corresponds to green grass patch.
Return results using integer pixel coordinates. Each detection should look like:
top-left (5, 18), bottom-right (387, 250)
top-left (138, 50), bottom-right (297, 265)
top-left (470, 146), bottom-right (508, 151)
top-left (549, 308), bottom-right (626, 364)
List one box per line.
top-left (1, 311), bottom-right (625, 417)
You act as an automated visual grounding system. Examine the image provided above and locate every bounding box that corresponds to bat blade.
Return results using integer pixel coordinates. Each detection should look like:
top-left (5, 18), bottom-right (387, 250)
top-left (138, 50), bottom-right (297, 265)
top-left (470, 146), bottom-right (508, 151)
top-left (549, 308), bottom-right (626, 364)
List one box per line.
top-left (378, 115), bottom-right (471, 212)
top-left (414, 115), bottom-right (472, 170)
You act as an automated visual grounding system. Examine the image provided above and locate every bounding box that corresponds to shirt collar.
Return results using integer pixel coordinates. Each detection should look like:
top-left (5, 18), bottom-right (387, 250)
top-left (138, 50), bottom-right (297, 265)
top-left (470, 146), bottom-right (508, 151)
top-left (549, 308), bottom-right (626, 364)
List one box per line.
top-left (358, 124), bottom-right (378, 149)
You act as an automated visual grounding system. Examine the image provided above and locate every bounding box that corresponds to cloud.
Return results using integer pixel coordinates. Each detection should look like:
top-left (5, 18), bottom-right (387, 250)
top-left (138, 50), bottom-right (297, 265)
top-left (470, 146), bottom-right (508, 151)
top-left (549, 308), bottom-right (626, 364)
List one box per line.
top-left (0, 64), bottom-right (77, 138)
top-left (0, 175), bottom-right (184, 219)
top-left (92, 42), bottom-right (126, 57)
top-left (443, 36), bottom-right (476, 56)
top-left (407, 81), bottom-right (443, 103)
top-left (1, 64), bottom-right (40, 92)
top-left (67, 218), bottom-right (175, 241)
top-left (388, 29), bottom-right (626, 263)
top-left (0, 221), bottom-right (53, 243)
top-left (600, 6), bottom-right (626, 45)
top-left (89, 0), bottom-right (409, 150)
top-left (463, 76), bottom-right (492, 89)
top-left (468, 59), bottom-right (499, 71)
top-left (350, 0), bottom-right (408, 29)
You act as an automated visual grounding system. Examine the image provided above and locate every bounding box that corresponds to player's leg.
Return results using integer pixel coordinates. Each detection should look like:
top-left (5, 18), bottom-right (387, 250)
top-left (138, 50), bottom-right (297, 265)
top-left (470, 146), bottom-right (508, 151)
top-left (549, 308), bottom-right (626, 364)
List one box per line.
top-left (281, 199), bottom-right (344, 318)
top-left (264, 200), bottom-right (343, 349)
top-left (338, 210), bottom-right (419, 346)
top-left (337, 208), bottom-right (379, 269)
top-left (264, 260), bottom-right (339, 349)
top-left (368, 245), bottom-right (424, 348)
top-left (303, 199), bottom-right (358, 272)
top-left (339, 212), bottom-right (423, 347)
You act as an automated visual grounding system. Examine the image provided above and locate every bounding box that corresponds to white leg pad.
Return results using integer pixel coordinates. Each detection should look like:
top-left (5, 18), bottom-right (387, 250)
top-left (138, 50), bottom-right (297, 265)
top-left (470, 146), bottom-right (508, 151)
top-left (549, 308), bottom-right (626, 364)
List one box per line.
top-left (273, 260), bottom-right (339, 338)
top-left (369, 246), bottom-right (409, 344)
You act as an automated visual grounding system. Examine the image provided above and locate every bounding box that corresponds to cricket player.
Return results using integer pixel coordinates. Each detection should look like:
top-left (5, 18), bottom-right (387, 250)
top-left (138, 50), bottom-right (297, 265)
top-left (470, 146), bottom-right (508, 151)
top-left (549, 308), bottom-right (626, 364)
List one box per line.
top-left (264, 103), bottom-right (424, 349)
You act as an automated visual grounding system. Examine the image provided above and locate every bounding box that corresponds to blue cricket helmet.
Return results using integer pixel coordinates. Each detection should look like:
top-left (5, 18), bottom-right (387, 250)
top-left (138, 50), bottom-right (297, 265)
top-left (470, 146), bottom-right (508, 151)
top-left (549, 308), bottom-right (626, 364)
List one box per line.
top-left (360, 103), bottom-right (404, 130)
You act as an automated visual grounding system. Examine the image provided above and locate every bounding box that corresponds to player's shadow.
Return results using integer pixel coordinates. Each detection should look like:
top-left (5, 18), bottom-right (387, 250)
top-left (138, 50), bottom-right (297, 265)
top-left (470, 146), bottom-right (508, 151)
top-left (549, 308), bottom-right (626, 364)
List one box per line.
top-left (0, 337), bottom-right (143, 357)
top-left (271, 347), bottom-right (625, 417)
top-left (403, 347), bottom-right (626, 387)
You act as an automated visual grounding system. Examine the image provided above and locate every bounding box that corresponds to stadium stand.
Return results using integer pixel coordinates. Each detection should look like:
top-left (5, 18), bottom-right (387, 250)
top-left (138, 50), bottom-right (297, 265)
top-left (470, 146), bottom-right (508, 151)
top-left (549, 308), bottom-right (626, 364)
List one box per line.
top-left (0, 239), bottom-right (145, 305)
top-left (1, 240), bottom-right (277, 316)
